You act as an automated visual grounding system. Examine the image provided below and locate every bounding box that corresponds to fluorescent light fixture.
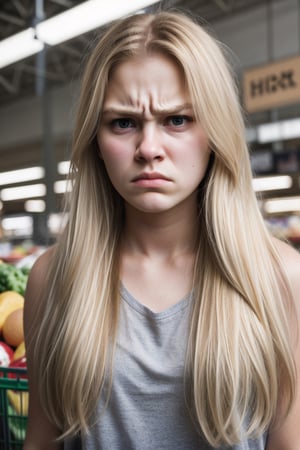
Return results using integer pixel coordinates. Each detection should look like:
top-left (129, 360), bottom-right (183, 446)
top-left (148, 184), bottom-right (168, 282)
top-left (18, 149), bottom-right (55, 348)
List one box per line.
top-left (57, 160), bottom-right (71, 175)
top-left (54, 179), bottom-right (73, 194)
top-left (0, 28), bottom-right (44, 69)
top-left (48, 212), bottom-right (68, 234)
top-left (0, 1), bottom-right (158, 69)
top-left (2, 215), bottom-right (33, 231)
top-left (252, 175), bottom-right (292, 192)
top-left (257, 123), bottom-right (281, 143)
top-left (37, 0), bottom-right (158, 46)
top-left (0, 166), bottom-right (45, 186)
top-left (281, 118), bottom-right (300, 139)
top-left (0, 184), bottom-right (46, 201)
top-left (25, 199), bottom-right (46, 212)
top-left (264, 196), bottom-right (300, 214)
top-left (258, 118), bottom-right (300, 143)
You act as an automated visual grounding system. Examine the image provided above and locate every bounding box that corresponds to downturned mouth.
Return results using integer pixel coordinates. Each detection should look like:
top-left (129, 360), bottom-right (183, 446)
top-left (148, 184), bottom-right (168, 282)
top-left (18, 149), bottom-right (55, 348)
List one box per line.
top-left (132, 172), bottom-right (170, 181)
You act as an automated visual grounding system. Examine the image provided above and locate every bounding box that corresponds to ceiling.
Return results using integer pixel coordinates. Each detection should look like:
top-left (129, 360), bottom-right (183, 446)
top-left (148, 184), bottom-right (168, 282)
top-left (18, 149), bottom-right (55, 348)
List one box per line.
top-left (2, 0), bottom-right (297, 222)
top-left (0, 0), bottom-right (266, 107)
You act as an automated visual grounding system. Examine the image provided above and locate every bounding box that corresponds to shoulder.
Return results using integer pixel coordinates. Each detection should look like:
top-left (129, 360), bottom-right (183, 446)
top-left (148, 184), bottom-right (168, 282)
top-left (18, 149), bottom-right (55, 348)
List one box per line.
top-left (23, 244), bottom-right (63, 449)
top-left (25, 245), bottom-right (56, 298)
top-left (272, 237), bottom-right (300, 300)
top-left (24, 245), bottom-right (57, 331)
top-left (267, 239), bottom-right (300, 449)
top-left (273, 236), bottom-right (300, 268)
top-left (27, 245), bottom-right (57, 281)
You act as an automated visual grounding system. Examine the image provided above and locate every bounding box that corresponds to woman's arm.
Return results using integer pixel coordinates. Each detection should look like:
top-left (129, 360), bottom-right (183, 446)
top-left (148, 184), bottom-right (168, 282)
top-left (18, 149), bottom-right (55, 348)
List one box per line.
top-left (267, 240), bottom-right (300, 450)
top-left (23, 247), bottom-right (62, 450)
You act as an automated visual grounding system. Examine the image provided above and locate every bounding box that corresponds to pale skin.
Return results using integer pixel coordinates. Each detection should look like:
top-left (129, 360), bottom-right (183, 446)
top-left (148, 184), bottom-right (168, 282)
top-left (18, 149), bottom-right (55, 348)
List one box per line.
top-left (23, 54), bottom-right (300, 449)
top-left (97, 53), bottom-right (210, 311)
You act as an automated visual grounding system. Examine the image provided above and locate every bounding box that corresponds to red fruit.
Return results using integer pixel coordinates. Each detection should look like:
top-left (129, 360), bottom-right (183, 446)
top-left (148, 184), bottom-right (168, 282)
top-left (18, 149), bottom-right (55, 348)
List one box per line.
top-left (0, 341), bottom-right (14, 367)
top-left (8, 356), bottom-right (27, 380)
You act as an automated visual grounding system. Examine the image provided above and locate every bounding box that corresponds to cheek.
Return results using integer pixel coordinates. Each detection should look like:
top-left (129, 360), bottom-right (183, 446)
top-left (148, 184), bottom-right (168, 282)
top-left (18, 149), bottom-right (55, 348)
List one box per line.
top-left (180, 139), bottom-right (211, 186)
top-left (97, 134), bottom-right (130, 166)
top-left (185, 133), bottom-right (210, 169)
top-left (188, 155), bottom-right (210, 185)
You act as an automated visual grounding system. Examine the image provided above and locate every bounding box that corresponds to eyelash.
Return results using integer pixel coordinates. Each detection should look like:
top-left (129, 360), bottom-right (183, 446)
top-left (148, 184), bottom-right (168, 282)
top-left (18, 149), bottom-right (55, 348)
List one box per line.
top-left (110, 115), bottom-right (193, 131)
top-left (111, 118), bottom-right (135, 129)
top-left (164, 115), bottom-right (191, 127)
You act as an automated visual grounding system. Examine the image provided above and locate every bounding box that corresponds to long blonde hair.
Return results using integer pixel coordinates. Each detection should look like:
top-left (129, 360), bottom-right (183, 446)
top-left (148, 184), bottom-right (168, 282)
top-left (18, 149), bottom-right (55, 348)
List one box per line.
top-left (29, 11), bottom-right (296, 445)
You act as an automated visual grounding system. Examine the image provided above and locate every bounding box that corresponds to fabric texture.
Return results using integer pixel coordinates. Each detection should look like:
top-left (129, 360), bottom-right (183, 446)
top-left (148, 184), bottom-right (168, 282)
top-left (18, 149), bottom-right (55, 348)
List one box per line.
top-left (64, 284), bottom-right (267, 450)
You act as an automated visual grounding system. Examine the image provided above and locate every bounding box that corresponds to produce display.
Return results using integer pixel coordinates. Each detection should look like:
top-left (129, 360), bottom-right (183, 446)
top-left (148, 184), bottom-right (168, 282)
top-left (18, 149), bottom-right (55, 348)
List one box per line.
top-left (3, 308), bottom-right (24, 347)
top-left (0, 262), bottom-right (29, 296)
top-left (0, 260), bottom-right (29, 443)
top-left (0, 341), bottom-right (13, 367)
top-left (0, 291), bottom-right (24, 331)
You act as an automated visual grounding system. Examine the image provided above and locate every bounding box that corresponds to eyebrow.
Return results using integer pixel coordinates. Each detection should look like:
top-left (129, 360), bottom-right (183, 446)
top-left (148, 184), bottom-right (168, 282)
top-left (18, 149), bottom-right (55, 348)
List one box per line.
top-left (101, 103), bottom-right (194, 117)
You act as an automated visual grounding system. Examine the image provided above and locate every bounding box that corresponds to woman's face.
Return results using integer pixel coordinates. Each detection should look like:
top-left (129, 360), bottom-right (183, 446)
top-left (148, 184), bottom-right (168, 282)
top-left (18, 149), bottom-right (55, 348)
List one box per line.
top-left (97, 53), bottom-right (210, 215)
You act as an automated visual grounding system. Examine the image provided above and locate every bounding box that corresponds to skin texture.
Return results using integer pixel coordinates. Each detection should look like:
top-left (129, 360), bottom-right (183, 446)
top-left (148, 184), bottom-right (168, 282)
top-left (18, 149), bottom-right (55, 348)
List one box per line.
top-left (97, 53), bottom-right (211, 312)
top-left (97, 53), bottom-right (210, 216)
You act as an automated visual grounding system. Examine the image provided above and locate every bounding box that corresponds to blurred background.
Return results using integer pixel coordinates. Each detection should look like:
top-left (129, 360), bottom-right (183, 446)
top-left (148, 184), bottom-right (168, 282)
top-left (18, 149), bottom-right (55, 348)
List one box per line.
top-left (0, 0), bottom-right (300, 261)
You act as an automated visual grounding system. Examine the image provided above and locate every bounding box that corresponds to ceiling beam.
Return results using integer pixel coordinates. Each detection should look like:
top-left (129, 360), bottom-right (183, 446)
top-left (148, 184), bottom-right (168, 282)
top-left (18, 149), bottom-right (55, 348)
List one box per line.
top-left (11, 0), bottom-right (30, 19)
top-left (48, 0), bottom-right (75, 7)
top-left (0, 11), bottom-right (26, 27)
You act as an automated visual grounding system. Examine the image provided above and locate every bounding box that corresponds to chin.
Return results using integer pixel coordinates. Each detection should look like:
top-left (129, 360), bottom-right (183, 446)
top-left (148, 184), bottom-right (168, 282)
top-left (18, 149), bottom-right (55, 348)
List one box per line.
top-left (126, 199), bottom-right (175, 215)
top-left (136, 205), bottom-right (171, 214)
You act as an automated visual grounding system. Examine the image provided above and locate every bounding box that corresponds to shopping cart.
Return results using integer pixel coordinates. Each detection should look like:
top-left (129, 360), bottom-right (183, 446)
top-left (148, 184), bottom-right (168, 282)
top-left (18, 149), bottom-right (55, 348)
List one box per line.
top-left (0, 367), bottom-right (28, 450)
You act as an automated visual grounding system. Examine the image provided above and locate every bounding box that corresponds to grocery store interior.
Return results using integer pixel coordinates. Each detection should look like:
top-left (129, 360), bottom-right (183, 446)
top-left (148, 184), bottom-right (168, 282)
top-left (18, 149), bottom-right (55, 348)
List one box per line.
top-left (1, 2), bottom-right (300, 447)
top-left (0, 0), bottom-right (300, 262)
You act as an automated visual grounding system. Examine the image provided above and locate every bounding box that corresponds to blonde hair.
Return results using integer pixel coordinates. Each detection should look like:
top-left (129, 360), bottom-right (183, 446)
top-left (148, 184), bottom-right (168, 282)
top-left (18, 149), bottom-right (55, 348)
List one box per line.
top-left (29, 11), bottom-right (296, 446)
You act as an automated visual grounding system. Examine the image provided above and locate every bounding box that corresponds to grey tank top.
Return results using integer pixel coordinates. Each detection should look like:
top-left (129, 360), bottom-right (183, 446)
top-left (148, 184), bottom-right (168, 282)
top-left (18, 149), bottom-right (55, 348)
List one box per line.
top-left (65, 284), bottom-right (267, 450)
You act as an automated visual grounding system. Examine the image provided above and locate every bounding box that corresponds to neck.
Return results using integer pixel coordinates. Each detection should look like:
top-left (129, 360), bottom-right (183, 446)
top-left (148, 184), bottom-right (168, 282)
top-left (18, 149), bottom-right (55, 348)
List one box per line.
top-left (122, 202), bottom-right (199, 260)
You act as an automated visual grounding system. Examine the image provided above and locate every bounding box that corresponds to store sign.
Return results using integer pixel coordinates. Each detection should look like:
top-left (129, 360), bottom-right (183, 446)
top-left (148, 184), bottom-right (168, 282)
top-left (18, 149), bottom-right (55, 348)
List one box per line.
top-left (243, 55), bottom-right (300, 113)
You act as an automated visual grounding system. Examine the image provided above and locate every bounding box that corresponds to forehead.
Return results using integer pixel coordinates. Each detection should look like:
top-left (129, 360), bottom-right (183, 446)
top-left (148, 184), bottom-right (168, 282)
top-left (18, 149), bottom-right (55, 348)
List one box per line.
top-left (103, 53), bottom-right (190, 113)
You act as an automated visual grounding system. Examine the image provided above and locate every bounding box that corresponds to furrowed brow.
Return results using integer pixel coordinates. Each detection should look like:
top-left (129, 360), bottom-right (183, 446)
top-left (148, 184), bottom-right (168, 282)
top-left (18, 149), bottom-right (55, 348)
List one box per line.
top-left (152, 103), bottom-right (193, 115)
top-left (101, 103), bottom-right (193, 117)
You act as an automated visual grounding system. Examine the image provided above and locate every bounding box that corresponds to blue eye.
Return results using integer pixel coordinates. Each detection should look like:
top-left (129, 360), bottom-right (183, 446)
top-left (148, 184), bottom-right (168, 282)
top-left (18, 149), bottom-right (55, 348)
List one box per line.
top-left (170, 116), bottom-right (185, 126)
top-left (112, 118), bottom-right (135, 129)
top-left (166, 115), bottom-right (191, 127)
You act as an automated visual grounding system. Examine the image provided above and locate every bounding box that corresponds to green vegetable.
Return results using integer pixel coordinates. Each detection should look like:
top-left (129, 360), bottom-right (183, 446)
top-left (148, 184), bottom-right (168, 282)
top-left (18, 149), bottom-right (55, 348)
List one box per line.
top-left (0, 263), bottom-right (29, 296)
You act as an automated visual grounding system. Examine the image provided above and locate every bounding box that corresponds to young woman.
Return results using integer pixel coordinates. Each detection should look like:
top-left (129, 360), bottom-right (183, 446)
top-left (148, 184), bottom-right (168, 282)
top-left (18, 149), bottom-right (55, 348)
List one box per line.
top-left (23, 11), bottom-right (300, 450)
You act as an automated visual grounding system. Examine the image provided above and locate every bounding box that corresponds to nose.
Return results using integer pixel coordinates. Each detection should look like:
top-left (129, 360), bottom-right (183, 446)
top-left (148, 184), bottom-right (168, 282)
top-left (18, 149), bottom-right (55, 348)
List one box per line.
top-left (135, 123), bottom-right (164, 163)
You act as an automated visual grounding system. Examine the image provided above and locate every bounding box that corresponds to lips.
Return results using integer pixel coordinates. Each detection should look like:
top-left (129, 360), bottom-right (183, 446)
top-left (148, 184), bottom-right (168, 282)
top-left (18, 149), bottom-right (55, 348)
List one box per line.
top-left (132, 172), bottom-right (170, 182)
top-left (131, 172), bottom-right (171, 188)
